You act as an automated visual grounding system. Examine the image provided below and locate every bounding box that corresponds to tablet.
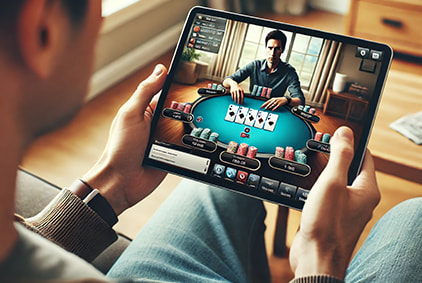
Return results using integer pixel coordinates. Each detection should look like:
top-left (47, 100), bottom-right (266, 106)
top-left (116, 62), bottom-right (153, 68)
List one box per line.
top-left (143, 6), bottom-right (392, 210)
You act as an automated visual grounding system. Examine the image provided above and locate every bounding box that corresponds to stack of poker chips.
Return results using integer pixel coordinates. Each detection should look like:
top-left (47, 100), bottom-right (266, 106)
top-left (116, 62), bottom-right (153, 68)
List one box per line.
top-left (190, 128), bottom-right (219, 143)
top-left (207, 83), bottom-right (226, 92)
top-left (251, 85), bottom-right (272, 99)
top-left (170, 101), bottom-right (192, 113)
top-left (298, 104), bottom-right (316, 115)
top-left (227, 141), bottom-right (258, 159)
top-left (274, 146), bottom-right (307, 164)
top-left (314, 132), bottom-right (331, 143)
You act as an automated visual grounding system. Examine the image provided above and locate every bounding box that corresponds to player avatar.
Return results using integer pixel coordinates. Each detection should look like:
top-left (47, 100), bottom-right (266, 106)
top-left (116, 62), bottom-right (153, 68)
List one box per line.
top-left (222, 30), bottom-right (305, 110)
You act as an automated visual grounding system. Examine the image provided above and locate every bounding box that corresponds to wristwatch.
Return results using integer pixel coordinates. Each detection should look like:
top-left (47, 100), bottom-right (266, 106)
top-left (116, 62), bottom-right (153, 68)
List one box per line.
top-left (69, 179), bottom-right (118, 227)
top-left (285, 96), bottom-right (292, 105)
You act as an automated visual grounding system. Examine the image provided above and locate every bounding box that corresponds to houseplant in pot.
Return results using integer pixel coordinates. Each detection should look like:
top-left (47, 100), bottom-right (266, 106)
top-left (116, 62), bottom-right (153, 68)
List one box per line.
top-left (175, 47), bottom-right (201, 84)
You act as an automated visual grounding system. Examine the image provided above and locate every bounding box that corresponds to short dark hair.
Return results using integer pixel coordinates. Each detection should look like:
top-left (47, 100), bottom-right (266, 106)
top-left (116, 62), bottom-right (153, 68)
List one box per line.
top-left (265, 30), bottom-right (287, 52)
top-left (0, 0), bottom-right (88, 27)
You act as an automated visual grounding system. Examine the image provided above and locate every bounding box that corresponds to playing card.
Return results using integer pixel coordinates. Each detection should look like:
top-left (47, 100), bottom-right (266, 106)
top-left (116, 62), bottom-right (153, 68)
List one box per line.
top-left (244, 108), bottom-right (258, 126)
top-left (263, 113), bottom-right (278, 132)
top-left (253, 111), bottom-right (268, 129)
top-left (235, 106), bottom-right (249, 124)
top-left (224, 104), bottom-right (239, 122)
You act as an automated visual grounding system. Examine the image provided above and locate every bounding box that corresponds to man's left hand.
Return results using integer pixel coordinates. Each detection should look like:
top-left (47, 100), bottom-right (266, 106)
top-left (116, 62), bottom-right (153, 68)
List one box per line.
top-left (82, 64), bottom-right (168, 216)
top-left (261, 97), bottom-right (288, 111)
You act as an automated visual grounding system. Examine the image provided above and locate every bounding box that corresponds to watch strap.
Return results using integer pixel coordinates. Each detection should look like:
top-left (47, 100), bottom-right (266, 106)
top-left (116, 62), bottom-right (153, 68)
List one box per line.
top-left (68, 179), bottom-right (118, 227)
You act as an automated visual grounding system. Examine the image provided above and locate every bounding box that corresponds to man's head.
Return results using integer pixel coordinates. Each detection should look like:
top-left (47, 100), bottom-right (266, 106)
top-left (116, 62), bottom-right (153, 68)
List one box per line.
top-left (265, 30), bottom-right (287, 68)
top-left (0, 0), bottom-right (102, 143)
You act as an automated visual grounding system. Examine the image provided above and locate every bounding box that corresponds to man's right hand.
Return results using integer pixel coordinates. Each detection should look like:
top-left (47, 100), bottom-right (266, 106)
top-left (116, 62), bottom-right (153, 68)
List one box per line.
top-left (289, 126), bottom-right (380, 280)
top-left (223, 78), bottom-right (244, 104)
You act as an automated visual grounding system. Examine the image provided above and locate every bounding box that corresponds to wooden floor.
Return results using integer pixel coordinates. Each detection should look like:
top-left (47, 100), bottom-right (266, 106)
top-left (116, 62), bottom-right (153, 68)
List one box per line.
top-left (20, 10), bottom-right (422, 282)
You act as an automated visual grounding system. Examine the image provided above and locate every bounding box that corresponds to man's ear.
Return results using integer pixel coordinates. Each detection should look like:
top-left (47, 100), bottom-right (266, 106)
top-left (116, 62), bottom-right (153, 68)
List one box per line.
top-left (17, 0), bottom-right (69, 79)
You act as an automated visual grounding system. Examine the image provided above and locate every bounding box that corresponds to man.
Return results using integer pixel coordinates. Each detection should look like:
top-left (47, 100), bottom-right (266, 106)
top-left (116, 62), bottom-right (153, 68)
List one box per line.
top-left (223, 30), bottom-right (305, 110)
top-left (1, 1), bottom-right (421, 282)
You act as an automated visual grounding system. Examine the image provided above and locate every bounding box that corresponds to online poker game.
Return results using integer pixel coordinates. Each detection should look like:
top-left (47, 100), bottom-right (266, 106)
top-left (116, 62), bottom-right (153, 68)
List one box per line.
top-left (144, 7), bottom-right (391, 209)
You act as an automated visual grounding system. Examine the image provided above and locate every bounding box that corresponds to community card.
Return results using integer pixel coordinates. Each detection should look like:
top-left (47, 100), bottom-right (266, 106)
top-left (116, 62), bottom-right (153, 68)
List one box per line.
top-left (224, 104), bottom-right (239, 122)
top-left (235, 106), bottom-right (249, 124)
top-left (244, 108), bottom-right (258, 127)
top-left (264, 113), bottom-right (279, 132)
top-left (253, 111), bottom-right (268, 129)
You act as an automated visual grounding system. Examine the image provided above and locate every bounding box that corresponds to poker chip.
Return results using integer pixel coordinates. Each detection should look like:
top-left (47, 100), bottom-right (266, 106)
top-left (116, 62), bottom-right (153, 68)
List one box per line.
top-left (246, 146), bottom-right (258, 159)
top-left (190, 127), bottom-right (203, 137)
top-left (183, 103), bottom-right (192, 113)
top-left (257, 86), bottom-right (263, 97)
top-left (296, 153), bottom-right (307, 164)
top-left (309, 108), bottom-right (316, 114)
top-left (275, 146), bottom-right (284, 158)
top-left (261, 87), bottom-right (268, 97)
top-left (314, 132), bottom-right (323, 141)
top-left (237, 143), bottom-right (249, 156)
top-left (199, 128), bottom-right (211, 139)
top-left (170, 101), bottom-right (178, 109)
top-left (322, 133), bottom-right (331, 143)
top-left (244, 127), bottom-right (250, 133)
top-left (177, 102), bottom-right (186, 111)
top-left (227, 141), bottom-right (238, 153)
top-left (285, 147), bottom-right (295, 161)
top-left (266, 88), bottom-right (272, 98)
top-left (298, 105), bottom-right (304, 111)
top-left (209, 132), bottom-right (219, 142)
top-left (252, 85), bottom-right (258, 96)
top-left (303, 105), bottom-right (311, 112)
top-left (294, 150), bottom-right (303, 162)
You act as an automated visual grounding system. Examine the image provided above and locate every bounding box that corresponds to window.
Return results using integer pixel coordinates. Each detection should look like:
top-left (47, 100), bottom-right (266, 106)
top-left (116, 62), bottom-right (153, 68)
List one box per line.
top-left (237, 25), bottom-right (323, 89)
top-left (102, 0), bottom-right (140, 17)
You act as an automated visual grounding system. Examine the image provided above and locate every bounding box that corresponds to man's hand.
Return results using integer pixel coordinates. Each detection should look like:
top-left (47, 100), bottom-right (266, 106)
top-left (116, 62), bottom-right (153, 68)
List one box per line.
top-left (223, 78), bottom-right (244, 104)
top-left (82, 65), bottom-right (168, 215)
top-left (261, 97), bottom-right (288, 111)
top-left (289, 126), bottom-right (380, 279)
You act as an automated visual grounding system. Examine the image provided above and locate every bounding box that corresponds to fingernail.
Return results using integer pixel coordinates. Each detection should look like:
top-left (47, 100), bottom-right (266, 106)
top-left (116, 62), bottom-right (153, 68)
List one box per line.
top-left (153, 65), bottom-right (163, 76)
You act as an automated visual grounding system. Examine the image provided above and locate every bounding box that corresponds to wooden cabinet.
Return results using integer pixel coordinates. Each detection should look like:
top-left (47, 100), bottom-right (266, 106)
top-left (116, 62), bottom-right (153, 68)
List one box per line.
top-left (323, 89), bottom-right (369, 121)
top-left (348, 0), bottom-right (422, 57)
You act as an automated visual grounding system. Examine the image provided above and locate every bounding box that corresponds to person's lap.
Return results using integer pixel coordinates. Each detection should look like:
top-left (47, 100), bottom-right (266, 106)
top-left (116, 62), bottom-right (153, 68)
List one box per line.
top-left (107, 179), bottom-right (270, 283)
top-left (107, 177), bottom-right (422, 282)
top-left (346, 197), bottom-right (422, 282)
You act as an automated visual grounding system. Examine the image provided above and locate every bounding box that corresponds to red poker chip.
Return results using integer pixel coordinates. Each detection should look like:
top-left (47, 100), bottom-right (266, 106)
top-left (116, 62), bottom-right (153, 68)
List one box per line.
top-left (244, 127), bottom-right (250, 133)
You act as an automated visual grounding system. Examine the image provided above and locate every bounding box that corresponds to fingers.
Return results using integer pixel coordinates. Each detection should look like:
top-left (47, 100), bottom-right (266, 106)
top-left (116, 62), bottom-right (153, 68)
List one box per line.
top-left (323, 127), bottom-right (355, 182)
top-left (261, 98), bottom-right (282, 110)
top-left (351, 149), bottom-right (380, 206)
top-left (231, 89), bottom-right (244, 104)
top-left (126, 64), bottom-right (167, 115)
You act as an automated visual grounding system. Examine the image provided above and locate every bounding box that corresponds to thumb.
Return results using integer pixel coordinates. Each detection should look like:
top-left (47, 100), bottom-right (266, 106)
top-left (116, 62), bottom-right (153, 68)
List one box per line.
top-left (322, 126), bottom-right (355, 184)
top-left (125, 64), bottom-right (167, 114)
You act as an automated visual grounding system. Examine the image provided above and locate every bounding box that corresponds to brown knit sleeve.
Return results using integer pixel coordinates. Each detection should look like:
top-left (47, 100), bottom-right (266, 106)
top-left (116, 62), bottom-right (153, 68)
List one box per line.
top-left (289, 275), bottom-right (345, 283)
top-left (17, 189), bottom-right (118, 262)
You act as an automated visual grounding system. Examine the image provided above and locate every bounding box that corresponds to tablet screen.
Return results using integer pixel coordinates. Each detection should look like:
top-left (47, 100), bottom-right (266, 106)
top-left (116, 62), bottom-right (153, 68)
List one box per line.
top-left (144, 7), bottom-right (391, 209)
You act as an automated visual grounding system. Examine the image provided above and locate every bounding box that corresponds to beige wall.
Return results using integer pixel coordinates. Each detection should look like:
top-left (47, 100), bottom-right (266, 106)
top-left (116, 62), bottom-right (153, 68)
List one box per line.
top-left (95, 0), bottom-right (200, 71)
top-left (335, 43), bottom-right (380, 98)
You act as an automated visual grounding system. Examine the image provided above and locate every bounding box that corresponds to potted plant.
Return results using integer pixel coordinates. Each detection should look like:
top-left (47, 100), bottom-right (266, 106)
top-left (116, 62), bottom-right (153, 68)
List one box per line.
top-left (175, 48), bottom-right (201, 84)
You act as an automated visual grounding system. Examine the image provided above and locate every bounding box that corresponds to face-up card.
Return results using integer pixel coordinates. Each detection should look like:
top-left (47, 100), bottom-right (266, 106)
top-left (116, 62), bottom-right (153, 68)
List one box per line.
top-left (235, 106), bottom-right (249, 124)
top-left (224, 104), bottom-right (239, 122)
top-left (263, 113), bottom-right (279, 132)
top-left (253, 111), bottom-right (268, 129)
top-left (244, 108), bottom-right (258, 126)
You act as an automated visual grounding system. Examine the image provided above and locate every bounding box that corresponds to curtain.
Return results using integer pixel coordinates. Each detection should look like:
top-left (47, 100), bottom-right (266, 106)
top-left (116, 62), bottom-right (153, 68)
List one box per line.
top-left (208, 20), bottom-right (248, 80)
top-left (307, 40), bottom-right (343, 106)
